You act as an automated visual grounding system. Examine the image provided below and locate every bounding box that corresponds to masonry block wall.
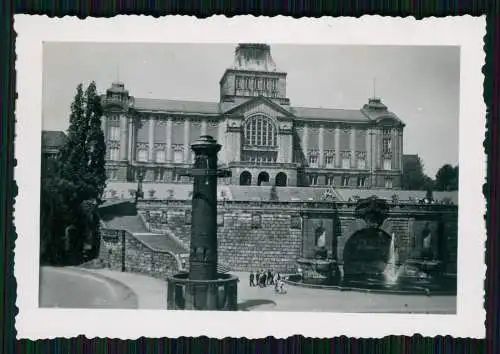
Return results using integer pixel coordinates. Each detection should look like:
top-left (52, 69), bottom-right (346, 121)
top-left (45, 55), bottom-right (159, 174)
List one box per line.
top-left (137, 200), bottom-right (458, 275)
top-left (99, 228), bottom-right (179, 278)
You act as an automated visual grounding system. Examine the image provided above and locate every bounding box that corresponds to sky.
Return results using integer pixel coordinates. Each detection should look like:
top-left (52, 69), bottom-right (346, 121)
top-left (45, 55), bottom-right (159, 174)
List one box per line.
top-left (42, 43), bottom-right (460, 178)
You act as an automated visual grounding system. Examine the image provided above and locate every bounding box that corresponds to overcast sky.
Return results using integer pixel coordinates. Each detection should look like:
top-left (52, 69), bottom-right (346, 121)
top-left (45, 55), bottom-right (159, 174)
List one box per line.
top-left (42, 43), bottom-right (459, 178)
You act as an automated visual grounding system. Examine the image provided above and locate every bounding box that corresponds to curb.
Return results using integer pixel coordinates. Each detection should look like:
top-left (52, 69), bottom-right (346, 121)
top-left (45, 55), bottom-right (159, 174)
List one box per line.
top-left (68, 266), bottom-right (139, 308)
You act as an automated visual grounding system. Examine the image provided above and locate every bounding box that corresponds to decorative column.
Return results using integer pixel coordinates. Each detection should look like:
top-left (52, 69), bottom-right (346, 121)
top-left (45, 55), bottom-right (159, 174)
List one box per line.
top-left (377, 129), bottom-right (383, 169)
top-left (335, 126), bottom-right (340, 167)
top-left (365, 128), bottom-right (372, 171)
top-left (201, 119), bottom-right (208, 136)
top-left (350, 127), bottom-right (356, 168)
top-left (391, 128), bottom-right (397, 169)
top-left (302, 124), bottom-right (309, 161)
top-left (119, 114), bottom-right (129, 161)
top-left (318, 125), bottom-right (325, 168)
top-left (183, 118), bottom-right (190, 162)
top-left (399, 129), bottom-right (404, 170)
top-left (166, 117), bottom-right (173, 162)
top-left (148, 116), bottom-right (155, 161)
top-left (101, 115), bottom-right (107, 141)
top-left (128, 117), bottom-right (134, 163)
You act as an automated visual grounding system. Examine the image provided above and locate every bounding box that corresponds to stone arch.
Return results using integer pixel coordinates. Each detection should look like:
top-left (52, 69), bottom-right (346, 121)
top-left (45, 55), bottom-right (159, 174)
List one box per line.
top-left (275, 172), bottom-right (287, 187)
top-left (257, 171), bottom-right (270, 186)
top-left (239, 171), bottom-right (252, 186)
top-left (342, 227), bottom-right (392, 280)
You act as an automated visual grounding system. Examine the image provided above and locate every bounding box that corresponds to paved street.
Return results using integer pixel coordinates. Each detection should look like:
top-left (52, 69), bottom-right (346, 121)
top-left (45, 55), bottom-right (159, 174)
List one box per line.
top-left (39, 268), bottom-right (456, 313)
top-left (39, 267), bottom-right (138, 309)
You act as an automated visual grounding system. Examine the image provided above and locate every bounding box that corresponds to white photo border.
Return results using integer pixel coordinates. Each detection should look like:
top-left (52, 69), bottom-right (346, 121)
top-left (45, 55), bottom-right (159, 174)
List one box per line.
top-left (14, 15), bottom-right (486, 339)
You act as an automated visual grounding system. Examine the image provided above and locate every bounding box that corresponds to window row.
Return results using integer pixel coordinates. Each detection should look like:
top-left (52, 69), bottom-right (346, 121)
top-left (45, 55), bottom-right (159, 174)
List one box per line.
top-left (309, 175), bottom-right (368, 188)
top-left (235, 76), bottom-right (278, 92)
top-left (307, 155), bottom-right (367, 169)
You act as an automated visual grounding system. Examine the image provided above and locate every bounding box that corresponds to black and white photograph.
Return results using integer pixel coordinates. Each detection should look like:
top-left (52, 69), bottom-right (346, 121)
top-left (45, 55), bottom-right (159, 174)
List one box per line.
top-left (14, 15), bottom-right (485, 339)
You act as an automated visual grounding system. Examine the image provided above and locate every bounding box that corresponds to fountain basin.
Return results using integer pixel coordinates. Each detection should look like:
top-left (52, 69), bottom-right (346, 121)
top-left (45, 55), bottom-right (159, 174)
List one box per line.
top-left (296, 257), bottom-right (340, 286)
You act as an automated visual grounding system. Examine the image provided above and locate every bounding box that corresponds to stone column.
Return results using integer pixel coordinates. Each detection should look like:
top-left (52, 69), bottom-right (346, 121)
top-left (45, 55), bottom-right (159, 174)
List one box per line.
top-left (318, 125), bottom-right (325, 168)
top-left (365, 128), bottom-right (372, 170)
top-left (377, 129), bottom-right (383, 169)
top-left (128, 118), bottom-right (134, 163)
top-left (119, 114), bottom-right (129, 161)
top-left (148, 116), bottom-right (155, 161)
top-left (350, 127), bottom-right (356, 168)
top-left (201, 119), bottom-right (208, 136)
top-left (302, 124), bottom-right (309, 158)
top-left (101, 115), bottom-right (107, 141)
top-left (183, 118), bottom-right (190, 162)
top-left (335, 126), bottom-right (340, 167)
top-left (391, 128), bottom-right (397, 169)
top-left (166, 117), bottom-right (173, 162)
top-left (399, 130), bottom-right (404, 170)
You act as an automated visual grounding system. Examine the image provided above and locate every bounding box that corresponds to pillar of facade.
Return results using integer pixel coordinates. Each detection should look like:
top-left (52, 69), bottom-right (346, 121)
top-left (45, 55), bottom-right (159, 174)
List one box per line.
top-left (148, 116), bottom-right (155, 161)
top-left (166, 117), bottom-right (173, 162)
top-left (217, 121), bottom-right (226, 164)
top-left (101, 115), bottom-right (107, 141)
top-left (350, 127), bottom-right (356, 168)
top-left (365, 128), bottom-right (372, 171)
top-left (128, 118), bottom-right (134, 163)
top-left (183, 118), bottom-right (191, 162)
top-left (201, 119), bottom-right (208, 136)
top-left (302, 124), bottom-right (309, 158)
top-left (119, 114), bottom-right (129, 161)
top-left (399, 129), bottom-right (404, 170)
top-left (318, 125), bottom-right (325, 168)
top-left (334, 126), bottom-right (340, 167)
top-left (391, 128), bottom-right (397, 169)
top-left (377, 129), bottom-right (383, 169)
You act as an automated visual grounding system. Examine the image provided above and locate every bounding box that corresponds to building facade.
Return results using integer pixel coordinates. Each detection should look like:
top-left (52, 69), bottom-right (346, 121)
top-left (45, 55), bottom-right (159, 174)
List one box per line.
top-left (102, 43), bottom-right (405, 189)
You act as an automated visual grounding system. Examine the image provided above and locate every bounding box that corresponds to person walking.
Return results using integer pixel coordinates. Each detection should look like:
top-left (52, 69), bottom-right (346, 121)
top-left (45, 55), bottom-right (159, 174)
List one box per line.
top-left (267, 269), bottom-right (273, 285)
top-left (249, 271), bottom-right (255, 287)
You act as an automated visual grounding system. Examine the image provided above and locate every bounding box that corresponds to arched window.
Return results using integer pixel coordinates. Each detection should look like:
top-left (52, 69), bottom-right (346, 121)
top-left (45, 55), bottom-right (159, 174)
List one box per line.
top-left (244, 115), bottom-right (277, 147)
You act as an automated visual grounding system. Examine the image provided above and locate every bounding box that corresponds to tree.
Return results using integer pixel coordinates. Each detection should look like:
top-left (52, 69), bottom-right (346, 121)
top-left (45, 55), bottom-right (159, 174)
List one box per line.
top-left (40, 82), bottom-right (106, 265)
top-left (401, 155), bottom-right (434, 190)
top-left (435, 164), bottom-right (459, 191)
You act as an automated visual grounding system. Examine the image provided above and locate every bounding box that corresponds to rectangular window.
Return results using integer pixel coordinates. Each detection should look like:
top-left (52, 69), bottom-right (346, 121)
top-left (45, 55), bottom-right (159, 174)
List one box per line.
top-left (309, 175), bottom-right (318, 186)
top-left (109, 126), bottom-right (120, 141)
top-left (342, 176), bottom-right (350, 187)
top-left (342, 157), bottom-right (350, 169)
top-left (385, 178), bottom-right (393, 189)
top-left (357, 158), bottom-right (366, 169)
top-left (309, 154), bottom-right (319, 167)
top-left (155, 150), bottom-right (165, 163)
top-left (325, 154), bottom-right (335, 168)
top-left (236, 76), bottom-right (242, 89)
top-left (327, 176), bottom-right (335, 186)
top-left (383, 159), bottom-right (392, 170)
top-left (109, 148), bottom-right (119, 161)
top-left (244, 77), bottom-right (250, 89)
top-left (357, 176), bottom-right (366, 188)
top-left (137, 150), bottom-right (148, 162)
top-left (383, 138), bottom-right (392, 154)
top-left (174, 150), bottom-right (183, 163)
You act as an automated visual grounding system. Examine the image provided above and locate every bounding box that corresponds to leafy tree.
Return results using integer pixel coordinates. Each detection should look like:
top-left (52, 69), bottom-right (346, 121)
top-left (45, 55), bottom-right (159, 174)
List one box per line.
top-left (401, 155), bottom-right (434, 190)
top-left (435, 164), bottom-right (459, 191)
top-left (40, 82), bottom-right (106, 265)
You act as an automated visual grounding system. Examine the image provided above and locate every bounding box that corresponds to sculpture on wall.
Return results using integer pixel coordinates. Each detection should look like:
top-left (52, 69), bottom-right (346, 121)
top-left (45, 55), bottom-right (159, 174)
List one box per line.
top-left (314, 221), bottom-right (327, 259)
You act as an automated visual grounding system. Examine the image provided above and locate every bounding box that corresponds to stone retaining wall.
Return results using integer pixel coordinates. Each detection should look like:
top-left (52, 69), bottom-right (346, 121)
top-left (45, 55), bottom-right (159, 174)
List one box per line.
top-left (137, 200), bottom-right (458, 274)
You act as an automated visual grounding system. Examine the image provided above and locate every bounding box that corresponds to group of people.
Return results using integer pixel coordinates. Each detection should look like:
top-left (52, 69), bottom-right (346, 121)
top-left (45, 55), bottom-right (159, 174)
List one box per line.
top-left (249, 270), bottom-right (286, 294)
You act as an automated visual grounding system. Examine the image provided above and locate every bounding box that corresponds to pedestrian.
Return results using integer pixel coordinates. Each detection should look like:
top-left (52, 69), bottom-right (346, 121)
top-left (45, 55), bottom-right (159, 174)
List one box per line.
top-left (267, 269), bottom-right (273, 285)
top-left (273, 272), bottom-right (279, 285)
top-left (249, 271), bottom-right (255, 287)
top-left (261, 272), bottom-right (267, 287)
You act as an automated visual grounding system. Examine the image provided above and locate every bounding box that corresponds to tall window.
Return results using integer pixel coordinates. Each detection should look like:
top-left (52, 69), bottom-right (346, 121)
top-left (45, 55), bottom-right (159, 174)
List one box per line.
top-left (109, 148), bottom-right (119, 161)
top-left (236, 76), bottom-right (242, 89)
top-left (244, 77), bottom-right (250, 89)
top-left (173, 150), bottom-right (183, 163)
top-left (244, 115), bottom-right (277, 147)
top-left (357, 158), bottom-right (366, 169)
top-left (342, 176), bottom-right (350, 187)
top-left (309, 175), bottom-right (318, 186)
top-left (325, 151), bottom-right (335, 168)
top-left (109, 126), bottom-right (120, 141)
top-left (357, 176), bottom-right (366, 188)
top-left (385, 177), bottom-right (393, 189)
top-left (327, 176), bottom-right (335, 186)
top-left (137, 150), bottom-right (148, 162)
top-left (156, 150), bottom-right (166, 163)
top-left (308, 151), bottom-right (319, 167)
top-left (342, 157), bottom-right (350, 169)
top-left (383, 158), bottom-right (392, 170)
top-left (383, 138), bottom-right (392, 154)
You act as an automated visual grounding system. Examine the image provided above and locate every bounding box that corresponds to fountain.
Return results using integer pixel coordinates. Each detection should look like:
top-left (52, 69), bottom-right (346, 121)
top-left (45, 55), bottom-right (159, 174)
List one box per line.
top-left (286, 196), bottom-right (457, 295)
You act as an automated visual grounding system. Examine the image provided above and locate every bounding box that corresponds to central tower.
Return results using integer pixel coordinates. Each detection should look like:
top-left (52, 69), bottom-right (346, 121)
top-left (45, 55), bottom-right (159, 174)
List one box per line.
top-left (219, 43), bottom-right (290, 105)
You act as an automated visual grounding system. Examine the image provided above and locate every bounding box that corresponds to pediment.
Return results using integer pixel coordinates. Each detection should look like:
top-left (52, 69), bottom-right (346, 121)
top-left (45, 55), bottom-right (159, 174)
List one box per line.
top-left (224, 96), bottom-right (294, 120)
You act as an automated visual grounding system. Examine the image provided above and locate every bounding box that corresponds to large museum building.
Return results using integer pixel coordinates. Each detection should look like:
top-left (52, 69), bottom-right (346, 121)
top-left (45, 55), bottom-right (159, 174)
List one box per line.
top-left (101, 43), bottom-right (405, 189)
